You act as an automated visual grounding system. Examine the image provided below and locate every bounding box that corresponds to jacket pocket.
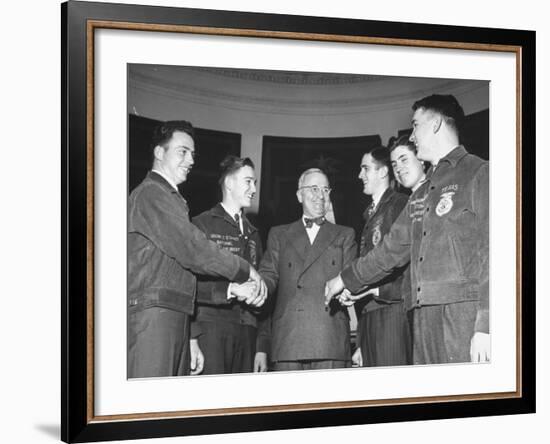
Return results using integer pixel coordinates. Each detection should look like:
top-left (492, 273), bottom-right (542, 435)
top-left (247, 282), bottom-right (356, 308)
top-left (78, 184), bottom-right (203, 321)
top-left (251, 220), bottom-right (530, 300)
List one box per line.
top-left (448, 233), bottom-right (466, 280)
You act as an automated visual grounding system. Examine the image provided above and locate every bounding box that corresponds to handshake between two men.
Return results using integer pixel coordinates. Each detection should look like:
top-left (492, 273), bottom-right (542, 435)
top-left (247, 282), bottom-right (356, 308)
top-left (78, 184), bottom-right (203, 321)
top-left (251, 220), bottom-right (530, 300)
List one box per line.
top-left (324, 273), bottom-right (366, 307)
top-left (228, 266), bottom-right (268, 308)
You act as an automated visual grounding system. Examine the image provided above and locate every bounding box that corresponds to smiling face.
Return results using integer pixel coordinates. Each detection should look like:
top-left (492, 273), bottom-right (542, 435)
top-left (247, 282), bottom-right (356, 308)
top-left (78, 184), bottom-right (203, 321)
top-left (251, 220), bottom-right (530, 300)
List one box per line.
top-left (409, 108), bottom-right (438, 163)
top-left (358, 153), bottom-right (386, 196)
top-left (154, 130), bottom-right (195, 185)
top-left (297, 171), bottom-right (329, 218)
top-left (226, 165), bottom-right (257, 209)
top-left (390, 145), bottom-right (425, 190)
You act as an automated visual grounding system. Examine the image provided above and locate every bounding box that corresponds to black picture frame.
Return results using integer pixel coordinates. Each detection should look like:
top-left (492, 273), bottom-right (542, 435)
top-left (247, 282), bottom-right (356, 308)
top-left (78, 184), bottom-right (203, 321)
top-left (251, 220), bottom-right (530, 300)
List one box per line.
top-left (61, 1), bottom-right (536, 442)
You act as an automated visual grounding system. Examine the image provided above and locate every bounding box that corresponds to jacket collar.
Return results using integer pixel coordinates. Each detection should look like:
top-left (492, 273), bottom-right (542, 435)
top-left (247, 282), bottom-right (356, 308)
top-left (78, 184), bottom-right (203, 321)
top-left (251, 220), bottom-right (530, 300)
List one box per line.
top-left (147, 171), bottom-right (189, 211)
top-left (148, 171), bottom-right (180, 195)
top-left (425, 145), bottom-right (468, 181)
top-left (436, 145), bottom-right (468, 168)
top-left (363, 187), bottom-right (395, 221)
top-left (209, 202), bottom-right (258, 233)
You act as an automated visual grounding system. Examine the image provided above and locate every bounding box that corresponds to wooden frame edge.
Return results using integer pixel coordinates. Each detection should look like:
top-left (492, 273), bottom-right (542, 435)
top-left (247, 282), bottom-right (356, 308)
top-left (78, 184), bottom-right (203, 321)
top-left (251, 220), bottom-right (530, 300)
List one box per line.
top-left (84, 18), bottom-right (525, 424)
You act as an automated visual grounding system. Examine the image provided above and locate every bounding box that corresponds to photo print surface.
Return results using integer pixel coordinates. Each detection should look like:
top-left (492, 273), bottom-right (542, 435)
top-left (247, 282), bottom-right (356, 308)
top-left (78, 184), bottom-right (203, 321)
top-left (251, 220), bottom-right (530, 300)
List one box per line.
top-left (127, 63), bottom-right (489, 379)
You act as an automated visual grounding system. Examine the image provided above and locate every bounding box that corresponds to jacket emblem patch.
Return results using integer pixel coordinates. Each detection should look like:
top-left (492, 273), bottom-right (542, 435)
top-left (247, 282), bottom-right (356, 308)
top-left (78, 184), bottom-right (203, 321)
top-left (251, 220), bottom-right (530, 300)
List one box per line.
top-left (372, 225), bottom-right (382, 246)
top-left (436, 191), bottom-right (455, 216)
top-left (248, 240), bottom-right (257, 266)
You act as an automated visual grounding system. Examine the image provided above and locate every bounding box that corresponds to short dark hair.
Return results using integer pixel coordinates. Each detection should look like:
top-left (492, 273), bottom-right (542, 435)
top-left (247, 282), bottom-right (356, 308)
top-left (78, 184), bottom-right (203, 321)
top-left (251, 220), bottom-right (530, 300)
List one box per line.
top-left (218, 155), bottom-right (255, 187)
top-left (151, 120), bottom-right (195, 150)
top-left (368, 145), bottom-right (394, 182)
top-left (389, 134), bottom-right (417, 155)
top-left (412, 94), bottom-right (465, 134)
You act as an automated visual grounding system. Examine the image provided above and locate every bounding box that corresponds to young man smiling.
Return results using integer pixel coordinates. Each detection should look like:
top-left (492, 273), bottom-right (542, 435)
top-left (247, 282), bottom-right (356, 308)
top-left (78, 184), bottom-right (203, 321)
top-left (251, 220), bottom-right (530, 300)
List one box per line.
top-left (326, 95), bottom-right (490, 365)
top-left (343, 146), bottom-right (411, 367)
top-left (192, 156), bottom-right (270, 374)
top-left (128, 122), bottom-right (266, 378)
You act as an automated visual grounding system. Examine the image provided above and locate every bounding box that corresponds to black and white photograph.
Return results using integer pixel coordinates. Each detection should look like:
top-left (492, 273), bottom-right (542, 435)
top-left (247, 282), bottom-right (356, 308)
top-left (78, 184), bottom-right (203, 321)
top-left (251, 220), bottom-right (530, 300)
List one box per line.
top-left (2, 0), bottom-right (546, 441)
top-left (127, 64), bottom-right (490, 378)
top-left (56, 1), bottom-right (537, 441)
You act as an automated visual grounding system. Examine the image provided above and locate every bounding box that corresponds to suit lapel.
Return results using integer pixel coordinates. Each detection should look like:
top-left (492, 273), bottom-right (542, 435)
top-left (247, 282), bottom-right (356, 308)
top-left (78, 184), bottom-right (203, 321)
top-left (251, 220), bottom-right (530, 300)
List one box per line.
top-left (301, 222), bottom-right (339, 274)
top-left (284, 219), bottom-right (310, 262)
top-left (363, 188), bottom-right (392, 232)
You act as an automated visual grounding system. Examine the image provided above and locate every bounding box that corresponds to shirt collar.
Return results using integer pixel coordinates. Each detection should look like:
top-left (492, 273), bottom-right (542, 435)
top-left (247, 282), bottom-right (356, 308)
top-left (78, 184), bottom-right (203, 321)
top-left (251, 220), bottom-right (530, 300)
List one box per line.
top-left (371, 186), bottom-right (388, 210)
top-left (220, 202), bottom-right (242, 221)
top-left (412, 174), bottom-right (427, 192)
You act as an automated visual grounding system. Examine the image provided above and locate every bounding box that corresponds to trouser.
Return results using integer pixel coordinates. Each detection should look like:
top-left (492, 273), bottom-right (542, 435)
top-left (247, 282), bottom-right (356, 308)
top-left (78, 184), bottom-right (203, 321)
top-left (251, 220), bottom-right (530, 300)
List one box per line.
top-left (412, 301), bottom-right (478, 365)
top-left (127, 306), bottom-right (190, 378)
top-left (272, 359), bottom-right (349, 371)
top-left (196, 320), bottom-right (257, 375)
top-left (358, 302), bottom-right (412, 367)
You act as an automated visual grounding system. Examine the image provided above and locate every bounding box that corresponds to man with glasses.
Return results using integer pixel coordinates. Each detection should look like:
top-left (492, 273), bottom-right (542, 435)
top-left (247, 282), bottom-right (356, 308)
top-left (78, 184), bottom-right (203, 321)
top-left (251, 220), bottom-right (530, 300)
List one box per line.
top-left (259, 168), bottom-right (356, 371)
top-left (128, 120), bottom-right (266, 378)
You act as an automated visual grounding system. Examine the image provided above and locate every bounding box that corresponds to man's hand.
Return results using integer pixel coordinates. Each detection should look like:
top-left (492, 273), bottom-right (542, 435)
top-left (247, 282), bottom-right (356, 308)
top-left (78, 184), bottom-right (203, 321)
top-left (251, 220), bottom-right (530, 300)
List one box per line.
top-left (247, 266), bottom-right (267, 307)
top-left (470, 332), bottom-right (491, 362)
top-left (336, 289), bottom-right (355, 306)
top-left (229, 280), bottom-right (257, 301)
top-left (336, 287), bottom-right (378, 306)
top-left (351, 347), bottom-right (363, 367)
top-left (324, 274), bottom-right (345, 306)
top-left (189, 339), bottom-right (204, 375)
top-left (253, 352), bottom-right (268, 372)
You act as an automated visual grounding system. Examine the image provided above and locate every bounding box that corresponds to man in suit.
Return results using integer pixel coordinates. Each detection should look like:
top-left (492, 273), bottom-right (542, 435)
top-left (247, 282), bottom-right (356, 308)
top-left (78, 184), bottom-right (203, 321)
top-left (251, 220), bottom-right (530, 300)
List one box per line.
top-left (259, 168), bottom-right (356, 371)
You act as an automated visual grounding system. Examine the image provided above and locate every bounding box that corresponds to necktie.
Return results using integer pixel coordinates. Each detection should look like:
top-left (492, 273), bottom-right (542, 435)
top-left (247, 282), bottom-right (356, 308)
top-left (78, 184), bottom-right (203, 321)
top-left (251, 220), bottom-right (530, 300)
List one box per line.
top-left (367, 201), bottom-right (376, 217)
top-left (234, 213), bottom-right (243, 234)
top-left (304, 216), bottom-right (325, 228)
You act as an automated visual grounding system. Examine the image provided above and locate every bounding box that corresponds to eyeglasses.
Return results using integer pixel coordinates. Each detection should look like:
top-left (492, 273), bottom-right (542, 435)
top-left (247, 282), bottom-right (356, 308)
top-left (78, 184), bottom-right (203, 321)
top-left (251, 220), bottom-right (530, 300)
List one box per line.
top-left (299, 185), bottom-right (332, 196)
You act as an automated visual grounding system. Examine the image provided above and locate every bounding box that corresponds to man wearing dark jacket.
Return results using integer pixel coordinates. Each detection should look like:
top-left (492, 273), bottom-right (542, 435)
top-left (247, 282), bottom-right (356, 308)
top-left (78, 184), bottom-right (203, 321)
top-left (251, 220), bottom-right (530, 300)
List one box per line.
top-left (341, 146), bottom-right (411, 367)
top-left (128, 121), bottom-right (266, 378)
top-left (192, 156), bottom-right (270, 374)
top-left (326, 95), bottom-right (489, 364)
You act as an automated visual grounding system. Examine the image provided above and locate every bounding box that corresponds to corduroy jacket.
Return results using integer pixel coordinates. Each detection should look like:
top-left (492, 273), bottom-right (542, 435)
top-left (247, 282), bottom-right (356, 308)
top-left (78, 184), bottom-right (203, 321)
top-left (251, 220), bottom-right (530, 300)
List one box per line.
top-left (127, 172), bottom-right (250, 315)
top-left (341, 146), bottom-right (489, 333)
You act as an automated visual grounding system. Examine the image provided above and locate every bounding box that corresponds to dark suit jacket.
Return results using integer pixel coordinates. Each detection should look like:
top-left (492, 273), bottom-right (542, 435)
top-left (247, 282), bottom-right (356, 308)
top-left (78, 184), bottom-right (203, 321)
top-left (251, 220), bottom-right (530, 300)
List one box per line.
top-left (259, 219), bottom-right (357, 362)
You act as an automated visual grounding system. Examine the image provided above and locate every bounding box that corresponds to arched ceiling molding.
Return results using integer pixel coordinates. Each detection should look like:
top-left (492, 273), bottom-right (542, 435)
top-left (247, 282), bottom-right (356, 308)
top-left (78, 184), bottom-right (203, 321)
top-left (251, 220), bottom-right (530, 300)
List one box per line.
top-left (130, 77), bottom-right (487, 117)
top-left (180, 66), bottom-right (385, 85)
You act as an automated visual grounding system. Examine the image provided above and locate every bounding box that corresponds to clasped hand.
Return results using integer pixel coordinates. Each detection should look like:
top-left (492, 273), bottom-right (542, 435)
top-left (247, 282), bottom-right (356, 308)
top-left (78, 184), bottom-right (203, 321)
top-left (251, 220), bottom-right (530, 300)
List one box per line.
top-left (229, 266), bottom-right (267, 307)
top-left (324, 274), bottom-right (374, 307)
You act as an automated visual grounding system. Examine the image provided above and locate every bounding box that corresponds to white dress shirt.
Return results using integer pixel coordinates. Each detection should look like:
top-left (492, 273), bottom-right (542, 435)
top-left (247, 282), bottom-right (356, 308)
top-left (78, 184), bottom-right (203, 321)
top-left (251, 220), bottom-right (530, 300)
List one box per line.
top-left (303, 216), bottom-right (322, 244)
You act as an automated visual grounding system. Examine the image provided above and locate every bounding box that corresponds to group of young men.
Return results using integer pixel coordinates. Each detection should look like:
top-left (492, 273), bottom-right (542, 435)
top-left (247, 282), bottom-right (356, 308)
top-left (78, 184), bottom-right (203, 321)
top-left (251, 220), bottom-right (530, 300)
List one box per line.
top-left (127, 93), bottom-right (489, 378)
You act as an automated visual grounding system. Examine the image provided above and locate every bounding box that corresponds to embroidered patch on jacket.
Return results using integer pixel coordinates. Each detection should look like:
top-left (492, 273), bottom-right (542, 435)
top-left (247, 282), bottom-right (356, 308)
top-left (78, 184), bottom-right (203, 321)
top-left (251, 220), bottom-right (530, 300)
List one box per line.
top-left (372, 224), bottom-right (382, 246)
top-left (248, 240), bottom-right (257, 265)
top-left (435, 191), bottom-right (455, 216)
